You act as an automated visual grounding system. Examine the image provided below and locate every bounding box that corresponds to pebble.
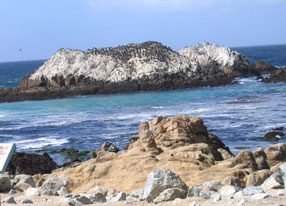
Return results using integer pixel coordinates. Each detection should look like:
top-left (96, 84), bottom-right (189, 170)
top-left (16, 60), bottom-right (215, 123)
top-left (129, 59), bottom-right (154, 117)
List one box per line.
top-left (3, 196), bottom-right (17, 204)
top-left (213, 193), bottom-right (221, 202)
top-left (22, 199), bottom-right (34, 204)
top-left (189, 201), bottom-right (198, 206)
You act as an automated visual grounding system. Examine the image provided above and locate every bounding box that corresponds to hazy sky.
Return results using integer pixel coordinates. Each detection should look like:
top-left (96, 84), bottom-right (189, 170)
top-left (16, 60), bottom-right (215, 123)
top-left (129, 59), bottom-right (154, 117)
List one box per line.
top-left (1, 0), bottom-right (286, 62)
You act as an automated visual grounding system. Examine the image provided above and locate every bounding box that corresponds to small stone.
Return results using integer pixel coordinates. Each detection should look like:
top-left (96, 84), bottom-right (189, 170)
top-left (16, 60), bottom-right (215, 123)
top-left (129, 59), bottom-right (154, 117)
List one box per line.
top-left (24, 187), bottom-right (40, 196)
top-left (65, 198), bottom-right (83, 206)
top-left (57, 187), bottom-right (69, 196)
top-left (189, 201), bottom-right (198, 206)
top-left (13, 174), bottom-right (36, 187)
top-left (202, 181), bottom-right (222, 192)
top-left (87, 193), bottom-right (106, 203)
top-left (233, 191), bottom-right (243, 199)
top-left (251, 193), bottom-right (269, 200)
top-left (65, 194), bottom-right (73, 198)
top-left (9, 189), bottom-right (16, 194)
top-left (242, 186), bottom-right (264, 196)
top-left (187, 186), bottom-right (210, 199)
top-left (106, 188), bottom-right (119, 199)
top-left (277, 189), bottom-right (286, 196)
top-left (87, 186), bottom-right (108, 196)
top-left (75, 196), bottom-right (93, 204)
top-left (15, 182), bottom-right (32, 192)
top-left (21, 199), bottom-right (34, 204)
top-left (213, 193), bottom-right (221, 202)
top-left (4, 196), bottom-right (16, 204)
top-left (126, 189), bottom-right (144, 202)
top-left (0, 174), bottom-right (11, 192)
top-left (153, 188), bottom-right (187, 203)
top-left (111, 192), bottom-right (127, 201)
top-left (220, 185), bottom-right (238, 196)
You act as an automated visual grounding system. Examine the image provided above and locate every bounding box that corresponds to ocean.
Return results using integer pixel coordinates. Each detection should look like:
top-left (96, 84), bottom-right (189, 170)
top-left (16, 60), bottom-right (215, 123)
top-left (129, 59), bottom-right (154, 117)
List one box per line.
top-left (0, 44), bottom-right (286, 164)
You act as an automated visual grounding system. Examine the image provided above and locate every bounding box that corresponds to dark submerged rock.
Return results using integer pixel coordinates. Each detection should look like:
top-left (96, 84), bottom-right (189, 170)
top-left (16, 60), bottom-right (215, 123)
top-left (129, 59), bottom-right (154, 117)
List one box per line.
top-left (6, 152), bottom-right (58, 175)
top-left (263, 131), bottom-right (284, 142)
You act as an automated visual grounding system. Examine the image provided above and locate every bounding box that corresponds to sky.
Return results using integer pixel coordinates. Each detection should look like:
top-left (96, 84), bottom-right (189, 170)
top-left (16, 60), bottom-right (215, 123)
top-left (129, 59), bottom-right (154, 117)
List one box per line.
top-left (0, 0), bottom-right (286, 62)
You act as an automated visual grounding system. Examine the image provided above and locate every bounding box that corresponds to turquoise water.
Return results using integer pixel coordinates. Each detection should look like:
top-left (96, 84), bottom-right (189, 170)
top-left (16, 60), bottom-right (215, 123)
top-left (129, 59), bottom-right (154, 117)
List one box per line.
top-left (0, 45), bottom-right (286, 163)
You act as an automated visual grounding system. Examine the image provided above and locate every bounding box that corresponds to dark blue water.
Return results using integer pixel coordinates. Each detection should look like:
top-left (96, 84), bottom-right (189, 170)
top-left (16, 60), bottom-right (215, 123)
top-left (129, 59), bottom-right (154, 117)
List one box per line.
top-left (0, 60), bottom-right (46, 88)
top-left (0, 45), bottom-right (286, 164)
top-left (233, 44), bottom-right (286, 67)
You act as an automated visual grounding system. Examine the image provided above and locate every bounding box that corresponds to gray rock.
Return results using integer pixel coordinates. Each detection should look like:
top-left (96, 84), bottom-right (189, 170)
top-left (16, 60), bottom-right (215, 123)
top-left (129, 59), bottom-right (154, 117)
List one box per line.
top-left (242, 186), bottom-right (264, 196)
top-left (213, 193), bottom-right (221, 202)
top-left (24, 187), bottom-right (40, 196)
top-left (9, 189), bottom-right (16, 194)
top-left (21, 199), bottom-right (34, 204)
top-left (15, 182), bottom-right (33, 192)
top-left (40, 178), bottom-right (68, 196)
top-left (126, 189), bottom-right (144, 202)
top-left (13, 174), bottom-right (36, 187)
top-left (87, 186), bottom-right (108, 196)
top-left (143, 169), bottom-right (187, 202)
top-left (65, 198), bottom-right (83, 206)
top-left (189, 201), bottom-right (198, 206)
top-left (220, 185), bottom-right (238, 196)
top-left (202, 181), bottom-right (222, 192)
top-left (101, 142), bottom-right (120, 153)
top-left (111, 192), bottom-right (126, 201)
top-left (261, 172), bottom-right (284, 190)
top-left (75, 196), bottom-right (93, 204)
top-left (87, 193), bottom-right (106, 203)
top-left (187, 186), bottom-right (210, 199)
top-left (0, 174), bottom-right (11, 192)
top-left (277, 189), bottom-right (286, 196)
top-left (3, 196), bottom-right (16, 204)
top-left (251, 193), bottom-right (270, 200)
top-left (65, 194), bottom-right (73, 198)
top-left (153, 188), bottom-right (187, 203)
top-left (57, 187), bottom-right (69, 196)
top-left (278, 163), bottom-right (286, 187)
top-left (106, 188), bottom-right (119, 200)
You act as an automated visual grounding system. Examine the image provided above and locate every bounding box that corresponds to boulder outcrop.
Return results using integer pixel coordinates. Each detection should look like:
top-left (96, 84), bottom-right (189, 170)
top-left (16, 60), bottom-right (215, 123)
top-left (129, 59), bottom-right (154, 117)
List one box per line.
top-left (178, 42), bottom-right (253, 75)
top-left (263, 68), bottom-right (286, 83)
top-left (6, 152), bottom-right (58, 175)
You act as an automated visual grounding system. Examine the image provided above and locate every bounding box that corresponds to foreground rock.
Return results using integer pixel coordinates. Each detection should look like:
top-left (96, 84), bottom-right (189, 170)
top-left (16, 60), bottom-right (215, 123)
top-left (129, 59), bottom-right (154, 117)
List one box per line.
top-left (27, 116), bottom-right (286, 197)
top-left (0, 175), bottom-right (11, 192)
top-left (0, 42), bottom-right (260, 103)
top-left (6, 152), bottom-right (58, 175)
top-left (143, 169), bottom-right (188, 202)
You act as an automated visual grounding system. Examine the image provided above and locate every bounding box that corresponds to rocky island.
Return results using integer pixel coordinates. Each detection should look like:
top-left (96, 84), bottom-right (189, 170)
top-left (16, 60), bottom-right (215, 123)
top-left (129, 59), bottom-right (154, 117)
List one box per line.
top-left (0, 41), bottom-right (275, 103)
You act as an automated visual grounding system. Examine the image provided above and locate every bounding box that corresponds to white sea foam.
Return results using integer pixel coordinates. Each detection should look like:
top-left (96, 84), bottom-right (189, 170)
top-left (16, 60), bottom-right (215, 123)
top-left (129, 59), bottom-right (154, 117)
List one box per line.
top-left (189, 108), bottom-right (212, 114)
top-left (235, 77), bottom-right (258, 85)
top-left (150, 106), bottom-right (166, 109)
top-left (12, 137), bottom-right (69, 150)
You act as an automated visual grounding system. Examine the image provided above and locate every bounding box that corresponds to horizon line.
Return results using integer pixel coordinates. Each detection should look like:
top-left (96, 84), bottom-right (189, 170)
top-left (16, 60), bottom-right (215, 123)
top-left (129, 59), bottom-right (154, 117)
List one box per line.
top-left (1, 42), bottom-right (286, 64)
